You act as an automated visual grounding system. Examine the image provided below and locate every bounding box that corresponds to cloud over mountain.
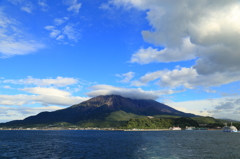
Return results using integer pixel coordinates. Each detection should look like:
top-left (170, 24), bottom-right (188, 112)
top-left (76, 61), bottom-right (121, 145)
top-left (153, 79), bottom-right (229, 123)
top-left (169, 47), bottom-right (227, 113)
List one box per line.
top-left (86, 84), bottom-right (183, 100)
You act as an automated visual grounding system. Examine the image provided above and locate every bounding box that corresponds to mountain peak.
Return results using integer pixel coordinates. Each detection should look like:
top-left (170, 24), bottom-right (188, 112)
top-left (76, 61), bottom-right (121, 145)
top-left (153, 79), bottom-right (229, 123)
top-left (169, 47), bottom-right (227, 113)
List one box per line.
top-left (1, 95), bottom-right (198, 127)
top-left (73, 94), bottom-right (182, 114)
top-left (72, 94), bottom-right (132, 109)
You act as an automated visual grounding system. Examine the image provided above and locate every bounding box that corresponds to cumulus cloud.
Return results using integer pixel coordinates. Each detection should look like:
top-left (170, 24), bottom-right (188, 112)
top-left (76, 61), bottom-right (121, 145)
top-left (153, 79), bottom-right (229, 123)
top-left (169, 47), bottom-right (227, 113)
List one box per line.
top-left (63, 0), bottom-right (82, 14)
top-left (130, 38), bottom-right (196, 64)
top-left (44, 23), bottom-right (80, 43)
top-left (116, 72), bottom-right (135, 83)
top-left (44, 3), bottom-right (80, 44)
top-left (132, 67), bottom-right (240, 89)
top-left (111, 0), bottom-right (240, 48)
top-left (63, 23), bottom-right (80, 42)
top-left (131, 67), bottom-right (197, 88)
top-left (56, 35), bottom-right (65, 40)
top-left (21, 6), bottom-right (33, 13)
top-left (193, 44), bottom-right (240, 75)
top-left (3, 76), bottom-right (78, 87)
top-left (54, 18), bottom-right (67, 26)
top-left (44, 26), bottom-right (61, 38)
top-left (44, 25), bottom-right (55, 30)
top-left (86, 84), bottom-right (183, 100)
top-left (105, 0), bottom-right (240, 91)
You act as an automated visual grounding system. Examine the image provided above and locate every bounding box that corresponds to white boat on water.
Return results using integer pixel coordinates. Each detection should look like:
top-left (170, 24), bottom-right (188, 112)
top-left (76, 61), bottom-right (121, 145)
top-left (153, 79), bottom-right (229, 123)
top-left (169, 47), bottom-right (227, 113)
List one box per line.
top-left (222, 122), bottom-right (238, 132)
top-left (185, 126), bottom-right (195, 130)
top-left (169, 126), bottom-right (181, 130)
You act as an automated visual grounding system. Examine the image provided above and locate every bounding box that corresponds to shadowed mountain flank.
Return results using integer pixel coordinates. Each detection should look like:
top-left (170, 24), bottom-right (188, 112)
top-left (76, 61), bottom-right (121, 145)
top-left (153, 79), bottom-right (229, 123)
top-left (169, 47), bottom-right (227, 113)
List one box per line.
top-left (1, 95), bottom-right (198, 127)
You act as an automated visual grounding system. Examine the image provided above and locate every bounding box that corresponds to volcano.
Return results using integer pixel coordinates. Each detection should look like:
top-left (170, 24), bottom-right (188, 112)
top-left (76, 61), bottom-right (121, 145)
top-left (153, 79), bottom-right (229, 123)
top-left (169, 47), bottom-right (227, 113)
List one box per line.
top-left (1, 95), bottom-right (198, 127)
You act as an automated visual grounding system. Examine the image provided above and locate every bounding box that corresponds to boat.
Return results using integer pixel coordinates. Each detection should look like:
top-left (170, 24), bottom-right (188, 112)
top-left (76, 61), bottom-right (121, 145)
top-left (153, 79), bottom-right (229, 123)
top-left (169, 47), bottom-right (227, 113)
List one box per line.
top-left (222, 122), bottom-right (238, 132)
top-left (169, 126), bottom-right (181, 130)
top-left (185, 126), bottom-right (195, 130)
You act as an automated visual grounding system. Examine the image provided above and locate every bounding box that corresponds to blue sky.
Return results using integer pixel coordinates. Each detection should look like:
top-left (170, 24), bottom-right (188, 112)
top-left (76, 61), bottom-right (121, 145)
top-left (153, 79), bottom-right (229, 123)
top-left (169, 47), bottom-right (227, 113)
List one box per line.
top-left (1, 0), bottom-right (240, 123)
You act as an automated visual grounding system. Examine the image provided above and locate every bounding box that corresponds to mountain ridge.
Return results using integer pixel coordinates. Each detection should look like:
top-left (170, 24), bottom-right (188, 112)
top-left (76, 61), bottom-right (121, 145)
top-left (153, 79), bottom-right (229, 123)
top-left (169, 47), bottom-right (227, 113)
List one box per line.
top-left (0, 95), bottom-right (198, 127)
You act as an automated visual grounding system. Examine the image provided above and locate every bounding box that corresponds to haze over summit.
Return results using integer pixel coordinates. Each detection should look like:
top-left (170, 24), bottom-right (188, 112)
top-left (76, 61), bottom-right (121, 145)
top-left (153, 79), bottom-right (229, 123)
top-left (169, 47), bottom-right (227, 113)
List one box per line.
top-left (0, 0), bottom-right (240, 123)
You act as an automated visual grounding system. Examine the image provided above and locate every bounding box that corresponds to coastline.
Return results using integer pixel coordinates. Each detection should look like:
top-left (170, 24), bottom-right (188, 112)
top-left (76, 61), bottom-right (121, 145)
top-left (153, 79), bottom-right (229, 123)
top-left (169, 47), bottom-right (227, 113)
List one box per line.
top-left (0, 128), bottom-right (216, 131)
top-left (0, 128), bottom-right (170, 131)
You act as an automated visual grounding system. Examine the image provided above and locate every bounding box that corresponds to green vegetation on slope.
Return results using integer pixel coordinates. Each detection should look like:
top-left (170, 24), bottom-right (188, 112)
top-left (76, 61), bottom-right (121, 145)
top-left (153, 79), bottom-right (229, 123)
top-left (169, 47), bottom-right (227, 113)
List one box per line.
top-left (105, 110), bottom-right (144, 121)
top-left (190, 116), bottom-right (216, 124)
top-left (75, 111), bottom-right (145, 128)
top-left (120, 117), bottom-right (199, 129)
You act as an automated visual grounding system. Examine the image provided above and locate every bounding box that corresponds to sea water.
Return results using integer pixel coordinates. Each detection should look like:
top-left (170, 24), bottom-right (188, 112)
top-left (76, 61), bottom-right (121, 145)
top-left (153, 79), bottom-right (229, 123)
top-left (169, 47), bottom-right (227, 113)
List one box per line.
top-left (1, 130), bottom-right (240, 159)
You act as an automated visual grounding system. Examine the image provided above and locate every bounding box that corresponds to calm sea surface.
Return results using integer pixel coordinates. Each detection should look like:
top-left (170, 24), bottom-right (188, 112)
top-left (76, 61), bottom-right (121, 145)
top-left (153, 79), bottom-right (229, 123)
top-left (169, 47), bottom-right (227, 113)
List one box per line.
top-left (1, 130), bottom-right (240, 159)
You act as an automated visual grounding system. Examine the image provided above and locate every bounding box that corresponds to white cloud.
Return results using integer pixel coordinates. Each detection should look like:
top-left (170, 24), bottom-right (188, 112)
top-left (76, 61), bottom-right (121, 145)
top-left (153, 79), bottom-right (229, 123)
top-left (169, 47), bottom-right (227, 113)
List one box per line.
top-left (67, 3), bottom-right (81, 14)
top-left (3, 76), bottom-right (78, 87)
top-left (44, 23), bottom-right (80, 43)
top-left (167, 96), bottom-right (240, 120)
top-left (21, 87), bottom-right (71, 97)
top-left (0, 94), bottom-right (31, 106)
top-left (132, 67), bottom-right (240, 89)
top-left (33, 95), bottom-right (89, 106)
top-left (106, 0), bottom-right (240, 91)
top-left (63, 0), bottom-right (82, 14)
top-left (9, 0), bottom-right (34, 13)
top-left (204, 89), bottom-right (217, 93)
top-left (166, 99), bottom-right (212, 117)
top-left (116, 72), bottom-right (135, 83)
top-left (0, 76), bottom-right (91, 108)
top-left (63, 23), bottom-right (80, 42)
top-left (131, 70), bottom-right (165, 87)
top-left (0, 89), bottom-right (89, 107)
top-left (112, 0), bottom-right (240, 48)
top-left (130, 38), bottom-right (196, 64)
top-left (54, 18), bottom-right (67, 26)
top-left (44, 26), bottom-right (61, 38)
top-left (2, 85), bottom-right (12, 89)
top-left (44, 25), bottom-right (55, 30)
top-left (38, 0), bottom-right (49, 11)
top-left (86, 84), bottom-right (183, 100)
top-left (21, 6), bottom-right (33, 13)
top-left (56, 35), bottom-right (64, 40)
top-left (0, 40), bottom-right (45, 58)
top-left (8, 0), bottom-right (23, 5)
top-left (0, 10), bottom-right (45, 58)
top-left (50, 29), bottom-right (61, 38)
top-left (131, 67), bottom-right (198, 88)
top-left (0, 105), bottom-right (64, 123)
